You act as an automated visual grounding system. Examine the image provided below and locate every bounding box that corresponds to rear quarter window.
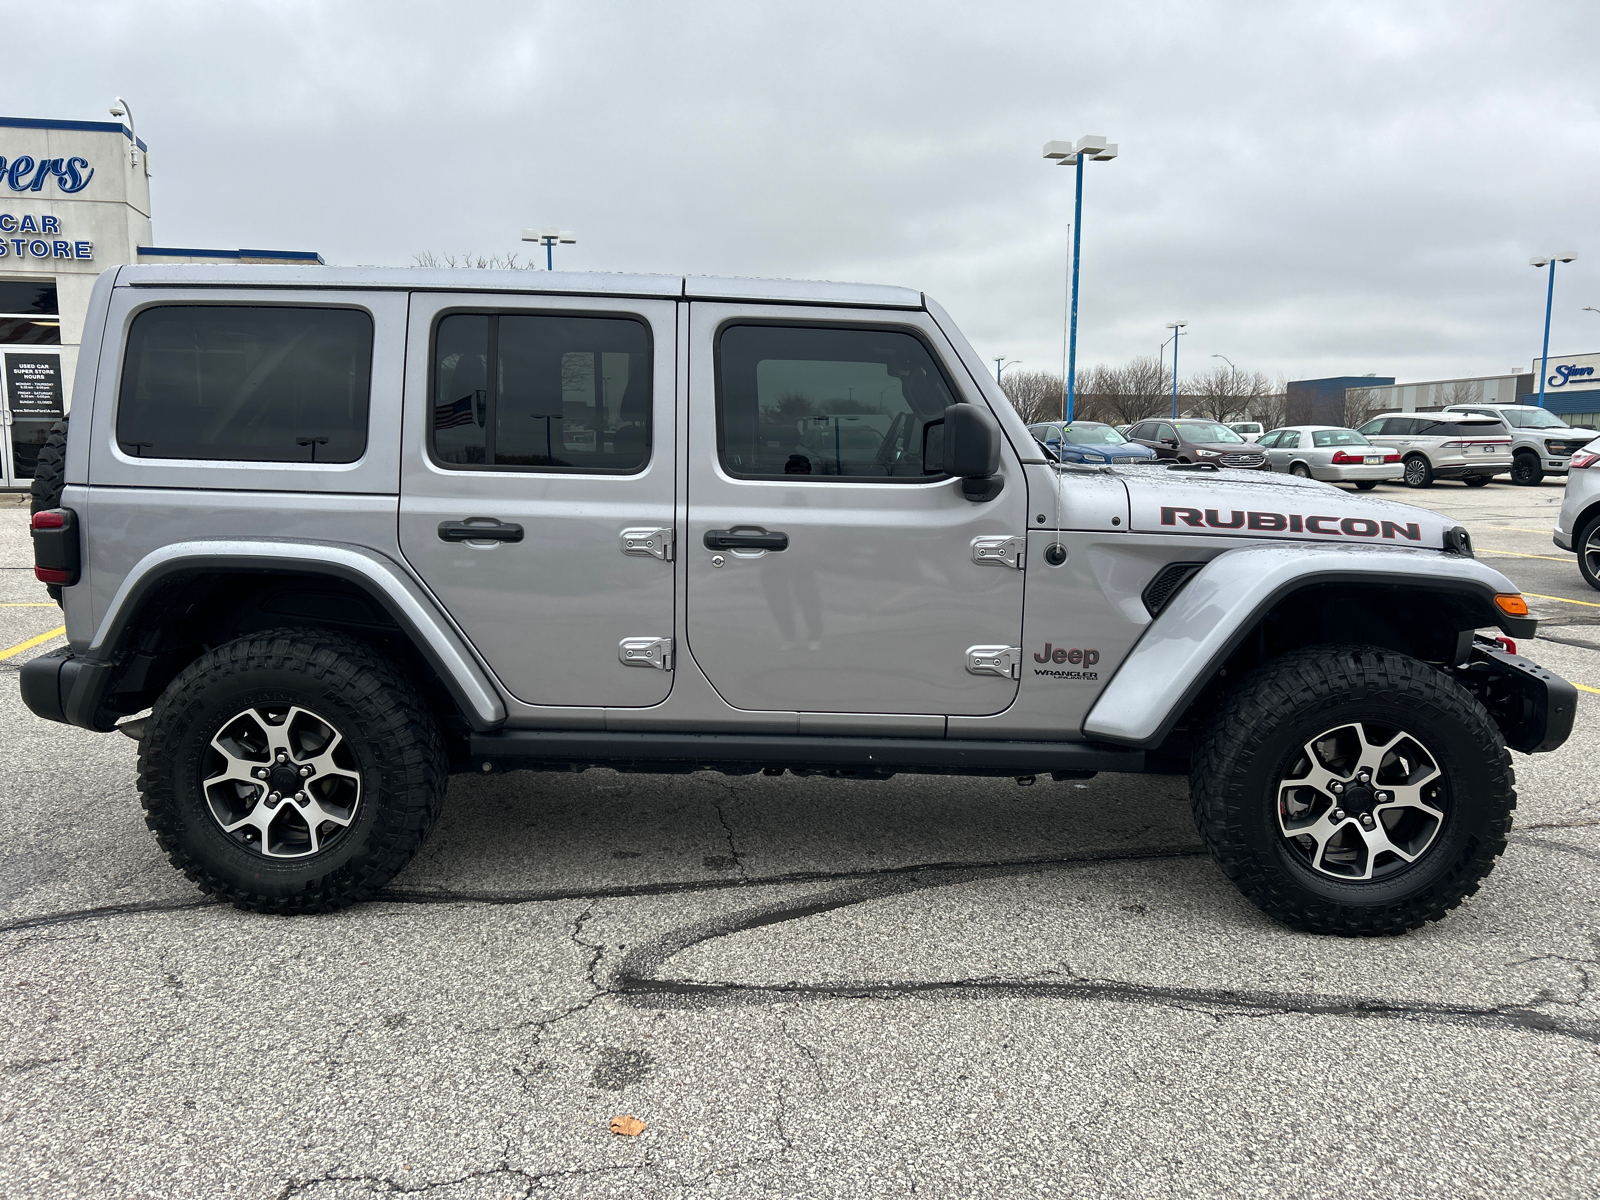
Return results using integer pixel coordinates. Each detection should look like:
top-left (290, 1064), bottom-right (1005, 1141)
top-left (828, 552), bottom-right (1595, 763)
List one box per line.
top-left (117, 305), bottom-right (373, 463)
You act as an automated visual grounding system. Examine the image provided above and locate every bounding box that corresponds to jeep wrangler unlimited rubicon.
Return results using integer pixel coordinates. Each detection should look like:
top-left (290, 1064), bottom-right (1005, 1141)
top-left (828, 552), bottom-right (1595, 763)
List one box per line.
top-left (22, 266), bottom-right (1576, 935)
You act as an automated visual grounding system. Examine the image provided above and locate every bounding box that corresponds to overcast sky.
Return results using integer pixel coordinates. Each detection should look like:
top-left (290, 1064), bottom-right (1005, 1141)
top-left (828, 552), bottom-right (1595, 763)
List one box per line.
top-left (12, 0), bottom-right (1599, 384)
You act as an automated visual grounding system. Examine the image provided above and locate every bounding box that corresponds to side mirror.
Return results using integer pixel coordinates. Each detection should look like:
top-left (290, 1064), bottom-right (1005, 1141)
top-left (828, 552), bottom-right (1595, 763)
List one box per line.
top-left (935, 404), bottom-right (1004, 501)
top-left (1162, 437), bottom-right (1179, 448)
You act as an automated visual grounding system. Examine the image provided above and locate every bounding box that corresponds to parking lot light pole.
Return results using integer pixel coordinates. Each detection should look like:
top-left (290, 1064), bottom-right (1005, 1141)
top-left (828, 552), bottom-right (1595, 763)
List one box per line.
top-left (521, 227), bottom-right (576, 270)
top-left (1531, 253), bottom-right (1576, 408)
top-left (1043, 136), bottom-right (1117, 423)
top-left (1166, 321), bottom-right (1187, 417)
top-left (994, 357), bottom-right (1020, 382)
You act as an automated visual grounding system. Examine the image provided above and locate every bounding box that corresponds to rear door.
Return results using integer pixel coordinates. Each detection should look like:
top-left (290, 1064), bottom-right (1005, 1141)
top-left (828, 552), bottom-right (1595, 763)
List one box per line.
top-left (682, 304), bottom-right (1027, 716)
top-left (398, 293), bottom-right (678, 708)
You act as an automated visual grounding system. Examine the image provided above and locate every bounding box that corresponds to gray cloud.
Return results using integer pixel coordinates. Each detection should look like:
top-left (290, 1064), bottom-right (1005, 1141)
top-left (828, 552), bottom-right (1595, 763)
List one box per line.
top-left (18, 0), bottom-right (1600, 383)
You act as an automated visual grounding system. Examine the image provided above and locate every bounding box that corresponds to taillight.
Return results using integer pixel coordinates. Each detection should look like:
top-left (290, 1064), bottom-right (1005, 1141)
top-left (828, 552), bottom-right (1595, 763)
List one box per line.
top-left (1438, 440), bottom-right (1464, 448)
top-left (1383, 452), bottom-right (1400, 463)
top-left (29, 507), bottom-right (80, 588)
top-left (1330, 450), bottom-right (1363, 464)
top-left (31, 510), bottom-right (66, 530)
top-left (1572, 451), bottom-right (1599, 469)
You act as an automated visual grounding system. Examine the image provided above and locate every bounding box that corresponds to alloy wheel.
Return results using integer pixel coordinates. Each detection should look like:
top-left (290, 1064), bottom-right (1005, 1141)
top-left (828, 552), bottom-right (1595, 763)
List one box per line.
top-left (1276, 721), bottom-right (1446, 882)
top-left (201, 704), bottom-right (363, 858)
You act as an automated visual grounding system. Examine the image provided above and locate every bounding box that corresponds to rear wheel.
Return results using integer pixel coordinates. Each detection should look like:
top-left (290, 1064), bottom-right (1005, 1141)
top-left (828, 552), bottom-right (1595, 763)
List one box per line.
top-left (1511, 452), bottom-right (1543, 486)
top-left (1579, 513), bottom-right (1600, 593)
top-left (1402, 455), bottom-right (1433, 488)
top-left (1290, 462), bottom-right (1312, 478)
top-left (1464, 476), bottom-right (1490, 487)
top-left (1353, 481), bottom-right (1379, 491)
top-left (138, 629), bottom-right (447, 913)
top-left (1191, 644), bottom-right (1514, 935)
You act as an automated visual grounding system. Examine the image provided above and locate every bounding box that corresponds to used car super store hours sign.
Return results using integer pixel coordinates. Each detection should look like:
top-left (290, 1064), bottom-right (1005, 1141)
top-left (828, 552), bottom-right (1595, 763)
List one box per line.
top-left (0, 153), bottom-right (93, 260)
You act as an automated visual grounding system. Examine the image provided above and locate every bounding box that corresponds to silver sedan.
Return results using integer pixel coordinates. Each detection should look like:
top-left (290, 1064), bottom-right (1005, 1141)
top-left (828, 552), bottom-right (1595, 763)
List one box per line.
top-left (1258, 425), bottom-right (1403, 490)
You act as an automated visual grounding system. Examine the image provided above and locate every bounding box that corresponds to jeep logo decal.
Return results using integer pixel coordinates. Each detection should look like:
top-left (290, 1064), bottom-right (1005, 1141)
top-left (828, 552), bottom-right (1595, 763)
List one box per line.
top-left (1034, 644), bottom-right (1099, 666)
top-left (1160, 506), bottom-right (1419, 541)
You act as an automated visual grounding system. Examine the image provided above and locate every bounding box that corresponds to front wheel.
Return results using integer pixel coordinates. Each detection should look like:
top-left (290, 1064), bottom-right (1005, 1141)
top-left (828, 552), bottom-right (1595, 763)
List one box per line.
top-left (1290, 462), bottom-right (1312, 479)
top-left (1511, 453), bottom-right (1543, 486)
top-left (1402, 455), bottom-right (1433, 488)
top-left (1190, 644), bottom-right (1514, 935)
top-left (138, 629), bottom-right (448, 913)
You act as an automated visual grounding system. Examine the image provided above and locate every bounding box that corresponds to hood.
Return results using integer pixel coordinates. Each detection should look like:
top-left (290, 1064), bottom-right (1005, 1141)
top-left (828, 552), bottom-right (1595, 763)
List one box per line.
top-left (1112, 465), bottom-right (1460, 550)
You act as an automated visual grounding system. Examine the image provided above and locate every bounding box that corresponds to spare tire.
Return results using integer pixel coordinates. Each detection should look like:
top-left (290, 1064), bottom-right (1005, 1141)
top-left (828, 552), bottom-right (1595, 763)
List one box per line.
top-left (28, 414), bottom-right (68, 604)
top-left (29, 414), bottom-right (68, 514)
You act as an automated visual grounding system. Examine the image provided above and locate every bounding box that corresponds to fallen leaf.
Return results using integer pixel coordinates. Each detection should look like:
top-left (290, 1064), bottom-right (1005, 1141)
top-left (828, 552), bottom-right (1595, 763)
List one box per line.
top-left (609, 1114), bottom-right (647, 1137)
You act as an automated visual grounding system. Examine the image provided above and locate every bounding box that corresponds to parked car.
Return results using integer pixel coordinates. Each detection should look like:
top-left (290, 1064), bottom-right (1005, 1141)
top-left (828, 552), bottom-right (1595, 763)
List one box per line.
top-left (1229, 421), bottom-right (1265, 442)
top-left (1124, 418), bottom-right (1269, 469)
top-left (1355, 412), bottom-right (1511, 488)
top-left (20, 264), bottom-right (1573, 937)
top-left (1257, 426), bottom-right (1403, 490)
top-left (1553, 435), bottom-right (1600, 590)
top-left (1026, 421), bottom-right (1159, 465)
top-left (1441, 402), bottom-right (1594, 486)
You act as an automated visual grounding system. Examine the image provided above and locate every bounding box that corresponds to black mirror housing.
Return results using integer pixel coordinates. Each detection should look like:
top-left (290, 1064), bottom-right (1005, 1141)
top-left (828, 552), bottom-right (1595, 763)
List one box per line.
top-left (940, 404), bottom-right (1004, 501)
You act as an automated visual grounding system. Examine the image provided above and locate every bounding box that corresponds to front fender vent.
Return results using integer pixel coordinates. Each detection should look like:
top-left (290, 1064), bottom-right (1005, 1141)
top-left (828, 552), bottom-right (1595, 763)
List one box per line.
top-left (1142, 562), bottom-right (1205, 617)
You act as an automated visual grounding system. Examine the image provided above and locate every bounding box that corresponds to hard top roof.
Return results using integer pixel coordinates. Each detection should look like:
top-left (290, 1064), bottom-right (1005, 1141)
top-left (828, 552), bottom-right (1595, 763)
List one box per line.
top-left (1374, 410), bottom-right (1500, 420)
top-left (113, 264), bottom-right (925, 309)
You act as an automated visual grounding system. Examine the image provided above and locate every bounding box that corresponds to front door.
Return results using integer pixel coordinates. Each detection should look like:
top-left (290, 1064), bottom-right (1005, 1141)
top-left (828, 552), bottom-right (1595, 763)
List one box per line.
top-left (0, 350), bottom-right (66, 488)
top-left (684, 304), bottom-right (1027, 716)
top-left (398, 293), bottom-right (678, 709)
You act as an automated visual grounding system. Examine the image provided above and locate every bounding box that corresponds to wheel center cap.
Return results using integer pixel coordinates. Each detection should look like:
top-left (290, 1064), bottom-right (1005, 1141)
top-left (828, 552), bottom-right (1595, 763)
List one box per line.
top-left (269, 764), bottom-right (302, 794)
top-left (1341, 783), bottom-right (1377, 816)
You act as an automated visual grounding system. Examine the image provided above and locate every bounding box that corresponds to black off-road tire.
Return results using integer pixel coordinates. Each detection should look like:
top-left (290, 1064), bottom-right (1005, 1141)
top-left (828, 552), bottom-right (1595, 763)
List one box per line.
top-left (138, 629), bottom-right (447, 914)
top-left (1402, 455), bottom-right (1433, 488)
top-left (1511, 452), bottom-right (1543, 486)
top-left (27, 415), bottom-right (68, 604)
top-left (1190, 644), bottom-right (1514, 936)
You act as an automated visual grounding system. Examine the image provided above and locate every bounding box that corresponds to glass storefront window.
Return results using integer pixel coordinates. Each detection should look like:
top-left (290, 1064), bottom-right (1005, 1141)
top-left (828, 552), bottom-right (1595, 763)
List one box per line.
top-left (0, 279), bottom-right (60, 345)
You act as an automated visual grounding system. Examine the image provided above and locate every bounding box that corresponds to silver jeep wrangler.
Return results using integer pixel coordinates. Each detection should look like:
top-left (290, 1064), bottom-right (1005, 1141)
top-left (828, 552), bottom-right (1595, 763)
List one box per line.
top-left (22, 265), bottom-right (1576, 935)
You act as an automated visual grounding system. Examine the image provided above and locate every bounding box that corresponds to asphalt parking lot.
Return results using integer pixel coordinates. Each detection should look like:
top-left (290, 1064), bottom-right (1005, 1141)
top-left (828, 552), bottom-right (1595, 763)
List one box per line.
top-left (2, 479), bottom-right (1598, 1200)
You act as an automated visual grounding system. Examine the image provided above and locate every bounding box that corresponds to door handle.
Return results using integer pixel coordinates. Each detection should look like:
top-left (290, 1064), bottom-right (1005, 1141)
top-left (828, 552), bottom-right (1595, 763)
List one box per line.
top-left (703, 528), bottom-right (789, 552)
top-left (438, 519), bottom-right (524, 543)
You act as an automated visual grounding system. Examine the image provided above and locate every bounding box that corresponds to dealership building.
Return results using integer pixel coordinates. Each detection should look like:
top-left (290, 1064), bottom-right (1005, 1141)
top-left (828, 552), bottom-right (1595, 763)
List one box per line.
top-left (0, 115), bottom-right (320, 489)
top-left (1335, 356), bottom-right (1600, 429)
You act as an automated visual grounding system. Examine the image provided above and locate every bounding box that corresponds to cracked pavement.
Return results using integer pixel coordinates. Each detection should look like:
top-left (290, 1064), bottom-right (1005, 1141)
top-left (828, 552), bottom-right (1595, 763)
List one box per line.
top-left (3, 485), bottom-right (1600, 1198)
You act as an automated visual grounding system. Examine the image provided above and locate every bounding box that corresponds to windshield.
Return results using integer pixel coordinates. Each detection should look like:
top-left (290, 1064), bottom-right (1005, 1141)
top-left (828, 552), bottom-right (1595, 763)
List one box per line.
top-left (1232, 423), bottom-right (1261, 433)
top-left (1501, 407), bottom-right (1569, 429)
top-left (1312, 429), bottom-right (1370, 447)
top-left (1064, 424), bottom-right (1128, 445)
top-left (1175, 421), bottom-right (1245, 443)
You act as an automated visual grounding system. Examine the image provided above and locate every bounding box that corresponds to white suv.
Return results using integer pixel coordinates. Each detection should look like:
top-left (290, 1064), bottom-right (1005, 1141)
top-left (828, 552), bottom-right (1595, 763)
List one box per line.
top-left (1442, 402), bottom-right (1594, 486)
top-left (1356, 412), bottom-right (1511, 488)
top-left (1554, 436), bottom-right (1600, 590)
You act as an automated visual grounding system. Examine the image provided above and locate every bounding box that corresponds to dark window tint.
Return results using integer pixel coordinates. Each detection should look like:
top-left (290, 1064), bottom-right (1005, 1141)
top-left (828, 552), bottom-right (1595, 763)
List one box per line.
top-left (716, 324), bottom-right (956, 478)
top-left (117, 306), bottom-right (372, 462)
top-left (431, 312), bottom-right (650, 472)
top-left (0, 280), bottom-right (57, 315)
top-left (0, 316), bottom-right (60, 344)
top-left (1380, 417), bottom-right (1414, 435)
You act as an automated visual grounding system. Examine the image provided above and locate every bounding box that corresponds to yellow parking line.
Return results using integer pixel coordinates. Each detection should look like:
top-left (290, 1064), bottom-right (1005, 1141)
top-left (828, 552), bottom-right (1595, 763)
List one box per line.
top-left (1478, 550), bottom-right (1573, 563)
top-left (1525, 592), bottom-right (1600, 609)
top-left (1485, 526), bottom-right (1567, 535)
top-left (1576, 683), bottom-right (1600, 695)
top-left (0, 602), bottom-right (59, 607)
top-left (0, 625), bottom-right (64, 661)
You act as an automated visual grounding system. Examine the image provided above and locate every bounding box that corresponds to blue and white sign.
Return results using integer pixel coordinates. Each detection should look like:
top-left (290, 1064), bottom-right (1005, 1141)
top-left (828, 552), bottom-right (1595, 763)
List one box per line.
top-left (0, 155), bottom-right (93, 194)
top-left (1538, 353), bottom-right (1600, 390)
top-left (0, 214), bottom-right (90, 259)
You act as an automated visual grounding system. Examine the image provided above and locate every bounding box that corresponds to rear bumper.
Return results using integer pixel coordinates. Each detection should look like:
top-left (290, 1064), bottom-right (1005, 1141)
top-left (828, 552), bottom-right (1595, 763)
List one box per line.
top-left (1554, 529), bottom-right (1574, 552)
top-left (19, 649), bottom-right (118, 731)
top-left (1454, 642), bottom-right (1576, 754)
top-left (1433, 460), bottom-right (1511, 478)
top-left (1317, 463), bottom-right (1403, 482)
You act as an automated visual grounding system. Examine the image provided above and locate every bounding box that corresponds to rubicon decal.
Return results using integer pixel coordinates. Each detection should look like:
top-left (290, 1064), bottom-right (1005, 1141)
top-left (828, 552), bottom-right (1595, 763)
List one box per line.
top-left (1160, 506), bottom-right (1420, 541)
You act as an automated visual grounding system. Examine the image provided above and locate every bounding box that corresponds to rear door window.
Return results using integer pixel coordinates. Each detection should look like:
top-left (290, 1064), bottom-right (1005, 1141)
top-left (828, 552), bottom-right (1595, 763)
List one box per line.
top-left (117, 305), bottom-right (372, 462)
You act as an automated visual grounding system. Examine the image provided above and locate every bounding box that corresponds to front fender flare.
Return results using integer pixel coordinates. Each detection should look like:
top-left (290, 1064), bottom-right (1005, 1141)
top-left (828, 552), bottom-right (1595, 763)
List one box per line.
top-left (86, 538), bottom-right (507, 731)
top-left (1081, 543), bottom-right (1527, 748)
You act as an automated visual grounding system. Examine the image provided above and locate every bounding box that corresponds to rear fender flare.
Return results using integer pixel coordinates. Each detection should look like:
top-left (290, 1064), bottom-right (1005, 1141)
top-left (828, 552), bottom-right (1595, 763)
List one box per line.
top-left (89, 538), bottom-right (507, 730)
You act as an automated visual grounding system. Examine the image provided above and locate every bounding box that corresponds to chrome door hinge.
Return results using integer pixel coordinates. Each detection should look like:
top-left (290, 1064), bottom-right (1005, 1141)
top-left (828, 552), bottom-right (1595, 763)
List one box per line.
top-left (620, 527), bottom-right (674, 561)
top-left (966, 645), bottom-right (1021, 679)
top-left (619, 636), bottom-right (674, 670)
top-left (971, 535), bottom-right (1025, 569)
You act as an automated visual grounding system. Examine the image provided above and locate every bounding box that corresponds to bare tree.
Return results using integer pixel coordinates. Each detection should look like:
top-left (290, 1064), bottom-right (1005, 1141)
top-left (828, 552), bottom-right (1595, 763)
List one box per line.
top-left (414, 251), bottom-right (537, 270)
top-left (998, 369), bottom-right (1067, 425)
top-left (1079, 356), bottom-right (1171, 426)
top-left (1443, 378), bottom-right (1485, 407)
top-left (1249, 379), bottom-right (1289, 431)
top-left (1342, 386), bottom-right (1387, 429)
top-left (1185, 364), bottom-right (1273, 422)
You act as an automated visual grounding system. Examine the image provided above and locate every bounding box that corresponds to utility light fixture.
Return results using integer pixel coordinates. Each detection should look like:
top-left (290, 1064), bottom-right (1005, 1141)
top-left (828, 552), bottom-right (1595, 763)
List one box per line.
top-left (1042, 134), bottom-right (1119, 422)
top-left (1530, 253), bottom-right (1576, 266)
top-left (1530, 252), bottom-right (1577, 408)
top-left (521, 227), bottom-right (577, 270)
top-left (1044, 136), bottom-right (1118, 163)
